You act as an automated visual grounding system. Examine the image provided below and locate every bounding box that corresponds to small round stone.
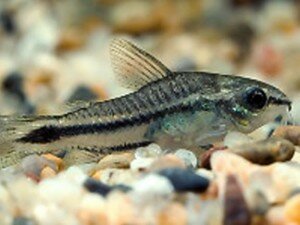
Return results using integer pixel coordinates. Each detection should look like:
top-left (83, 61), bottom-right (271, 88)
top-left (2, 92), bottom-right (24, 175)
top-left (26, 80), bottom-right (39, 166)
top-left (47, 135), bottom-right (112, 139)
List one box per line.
top-left (131, 174), bottom-right (174, 207)
top-left (83, 178), bottom-right (132, 197)
top-left (84, 178), bottom-right (111, 197)
top-left (134, 143), bottom-right (162, 159)
top-left (158, 203), bottom-right (187, 225)
top-left (174, 149), bottom-right (198, 168)
top-left (223, 175), bottom-right (251, 225)
top-left (158, 168), bottom-right (209, 193)
top-left (130, 158), bottom-right (154, 172)
top-left (40, 166), bottom-right (57, 179)
top-left (149, 154), bottom-right (186, 172)
top-left (284, 194), bottom-right (300, 224)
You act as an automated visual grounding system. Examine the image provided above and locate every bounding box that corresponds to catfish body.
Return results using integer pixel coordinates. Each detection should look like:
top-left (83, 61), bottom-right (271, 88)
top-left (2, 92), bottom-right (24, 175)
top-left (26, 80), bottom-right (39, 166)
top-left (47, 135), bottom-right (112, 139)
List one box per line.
top-left (0, 39), bottom-right (291, 168)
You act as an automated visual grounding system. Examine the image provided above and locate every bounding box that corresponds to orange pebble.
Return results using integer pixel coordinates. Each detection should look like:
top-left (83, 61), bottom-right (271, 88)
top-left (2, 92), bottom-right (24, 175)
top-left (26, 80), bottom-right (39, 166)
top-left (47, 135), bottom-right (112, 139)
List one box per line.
top-left (284, 194), bottom-right (300, 224)
top-left (158, 203), bottom-right (187, 225)
top-left (91, 171), bottom-right (101, 180)
top-left (42, 154), bottom-right (64, 171)
top-left (40, 167), bottom-right (57, 179)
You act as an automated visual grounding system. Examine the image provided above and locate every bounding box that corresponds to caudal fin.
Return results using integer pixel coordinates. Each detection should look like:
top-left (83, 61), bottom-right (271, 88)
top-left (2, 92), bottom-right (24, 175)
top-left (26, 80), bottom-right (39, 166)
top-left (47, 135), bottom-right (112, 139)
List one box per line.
top-left (0, 115), bottom-right (55, 168)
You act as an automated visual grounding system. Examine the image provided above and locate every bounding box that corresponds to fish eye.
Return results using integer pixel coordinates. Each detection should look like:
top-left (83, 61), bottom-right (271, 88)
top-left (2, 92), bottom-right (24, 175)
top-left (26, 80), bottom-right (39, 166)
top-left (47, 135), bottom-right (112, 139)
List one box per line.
top-left (243, 87), bottom-right (267, 110)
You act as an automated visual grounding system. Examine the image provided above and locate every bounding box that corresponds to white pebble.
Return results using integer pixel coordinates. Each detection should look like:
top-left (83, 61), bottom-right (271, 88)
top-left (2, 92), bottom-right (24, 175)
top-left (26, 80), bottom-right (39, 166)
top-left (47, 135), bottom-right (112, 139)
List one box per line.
top-left (134, 143), bottom-right (162, 159)
top-left (33, 203), bottom-right (80, 225)
top-left (57, 166), bottom-right (88, 185)
top-left (38, 178), bottom-right (84, 212)
top-left (130, 158), bottom-right (154, 172)
top-left (7, 178), bottom-right (38, 216)
top-left (174, 149), bottom-right (198, 168)
top-left (196, 169), bottom-right (215, 180)
top-left (78, 193), bottom-right (105, 211)
top-left (131, 174), bottom-right (174, 208)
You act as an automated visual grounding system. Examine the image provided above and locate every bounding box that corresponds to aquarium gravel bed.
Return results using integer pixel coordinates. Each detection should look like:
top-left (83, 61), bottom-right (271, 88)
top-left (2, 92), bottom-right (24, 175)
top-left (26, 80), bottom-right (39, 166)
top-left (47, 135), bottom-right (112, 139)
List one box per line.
top-left (0, 125), bottom-right (298, 225)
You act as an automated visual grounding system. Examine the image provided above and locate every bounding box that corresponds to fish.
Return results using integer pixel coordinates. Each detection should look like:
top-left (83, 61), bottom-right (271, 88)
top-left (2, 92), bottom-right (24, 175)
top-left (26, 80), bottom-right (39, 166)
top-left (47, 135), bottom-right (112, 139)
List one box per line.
top-left (0, 39), bottom-right (292, 168)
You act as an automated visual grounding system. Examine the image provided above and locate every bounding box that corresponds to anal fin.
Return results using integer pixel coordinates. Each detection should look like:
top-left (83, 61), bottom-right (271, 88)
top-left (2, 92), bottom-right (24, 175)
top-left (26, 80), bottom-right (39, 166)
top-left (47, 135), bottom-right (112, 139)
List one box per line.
top-left (63, 150), bottom-right (102, 167)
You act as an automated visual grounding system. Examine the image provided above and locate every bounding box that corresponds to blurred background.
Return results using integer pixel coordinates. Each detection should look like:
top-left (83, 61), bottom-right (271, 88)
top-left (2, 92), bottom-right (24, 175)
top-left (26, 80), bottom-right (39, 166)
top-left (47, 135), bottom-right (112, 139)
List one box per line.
top-left (0, 0), bottom-right (299, 123)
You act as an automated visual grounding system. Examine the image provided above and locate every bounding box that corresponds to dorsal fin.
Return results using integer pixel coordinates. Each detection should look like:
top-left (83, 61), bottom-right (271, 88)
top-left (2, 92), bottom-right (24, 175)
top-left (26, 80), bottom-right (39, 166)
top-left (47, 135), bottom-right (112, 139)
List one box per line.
top-left (110, 38), bottom-right (172, 90)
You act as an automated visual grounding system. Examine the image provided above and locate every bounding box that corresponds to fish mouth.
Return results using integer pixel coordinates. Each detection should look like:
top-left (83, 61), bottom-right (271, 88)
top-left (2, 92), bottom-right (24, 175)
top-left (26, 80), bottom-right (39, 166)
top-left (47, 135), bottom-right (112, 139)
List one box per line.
top-left (268, 96), bottom-right (292, 111)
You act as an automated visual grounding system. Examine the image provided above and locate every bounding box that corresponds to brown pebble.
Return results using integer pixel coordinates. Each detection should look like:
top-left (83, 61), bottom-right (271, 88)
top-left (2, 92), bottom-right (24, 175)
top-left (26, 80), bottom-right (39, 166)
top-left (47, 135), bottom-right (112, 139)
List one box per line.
top-left (200, 146), bottom-right (227, 169)
top-left (273, 126), bottom-right (300, 146)
top-left (224, 175), bottom-right (251, 225)
top-left (230, 137), bottom-right (295, 165)
top-left (40, 166), bottom-right (57, 179)
top-left (284, 194), bottom-right (300, 224)
top-left (149, 154), bottom-right (186, 172)
top-left (266, 206), bottom-right (292, 225)
top-left (158, 203), bottom-right (187, 225)
top-left (56, 29), bottom-right (86, 52)
top-left (96, 152), bottom-right (134, 170)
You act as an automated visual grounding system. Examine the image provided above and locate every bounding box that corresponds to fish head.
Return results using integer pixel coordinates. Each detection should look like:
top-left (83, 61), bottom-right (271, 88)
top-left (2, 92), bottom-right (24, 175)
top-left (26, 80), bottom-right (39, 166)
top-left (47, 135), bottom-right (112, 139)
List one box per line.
top-left (218, 75), bottom-right (291, 133)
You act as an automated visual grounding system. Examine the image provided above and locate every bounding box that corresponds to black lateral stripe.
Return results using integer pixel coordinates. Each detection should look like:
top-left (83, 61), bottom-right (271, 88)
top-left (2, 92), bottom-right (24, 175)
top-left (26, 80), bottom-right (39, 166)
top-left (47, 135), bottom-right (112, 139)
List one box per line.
top-left (16, 99), bottom-right (204, 144)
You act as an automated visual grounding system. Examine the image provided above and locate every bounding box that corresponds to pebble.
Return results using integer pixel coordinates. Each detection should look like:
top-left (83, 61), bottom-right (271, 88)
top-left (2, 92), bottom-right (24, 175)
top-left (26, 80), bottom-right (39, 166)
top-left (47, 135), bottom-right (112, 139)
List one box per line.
top-left (42, 154), bottom-right (64, 171)
top-left (57, 166), bottom-right (88, 185)
top-left (56, 29), bottom-right (86, 53)
top-left (158, 203), bottom-right (187, 225)
top-left (21, 154), bottom-right (58, 181)
top-left (83, 178), bottom-right (131, 197)
top-left (211, 151), bottom-right (256, 184)
top-left (6, 178), bottom-right (38, 217)
top-left (158, 168), bottom-right (209, 193)
top-left (174, 149), bottom-right (198, 168)
top-left (2, 71), bottom-right (35, 114)
top-left (149, 154), bottom-right (186, 172)
top-left (106, 192), bottom-right (137, 225)
top-left (77, 194), bottom-right (107, 225)
top-left (96, 169), bottom-right (137, 185)
top-left (40, 166), bottom-right (57, 179)
top-left (96, 152), bottom-right (134, 170)
top-left (223, 175), bottom-right (251, 225)
top-left (84, 178), bottom-right (111, 197)
top-left (134, 143), bottom-right (163, 159)
top-left (196, 169), bottom-right (215, 181)
top-left (284, 194), bottom-right (300, 224)
top-left (33, 203), bottom-right (80, 225)
top-left (67, 85), bottom-right (98, 102)
top-left (199, 146), bottom-right (227, 169)
top-left (130, 158), bottom-right (154, 172)
top-left (2, 72), bottom-right (25, 101)
top-left (273, 126), bottom-right (300, 146)
top-left (38, 178), bottom-right (84, 212)
top-left (131, 174), bottom-right (174, 207)
top-left (254, 44), bottom-right (283, 77)
top-left (266, 206), bottom-right (290, 225)
top-left (0, 11), bottom-right (16, 34)
top-left (229, 137), bottom-right (295, 165)
top-left (272, 163), bottom-right (300, 194)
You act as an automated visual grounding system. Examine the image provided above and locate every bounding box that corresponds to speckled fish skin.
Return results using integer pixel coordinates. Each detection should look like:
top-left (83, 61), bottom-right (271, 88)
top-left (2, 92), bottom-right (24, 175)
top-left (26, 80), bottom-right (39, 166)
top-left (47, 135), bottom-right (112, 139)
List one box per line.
top-left (0, 39), bottom-right (292, 168)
